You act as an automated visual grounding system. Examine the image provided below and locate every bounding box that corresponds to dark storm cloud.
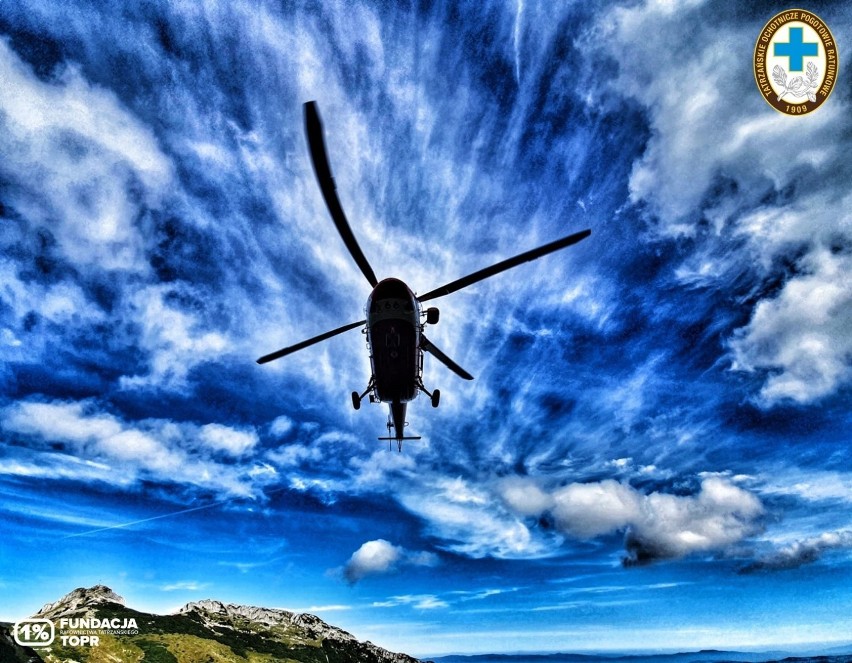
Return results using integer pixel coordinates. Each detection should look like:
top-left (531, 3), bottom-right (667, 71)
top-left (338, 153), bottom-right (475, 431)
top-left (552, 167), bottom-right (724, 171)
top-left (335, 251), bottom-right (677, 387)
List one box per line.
top-left (740, 530), bottom-right (852, 573)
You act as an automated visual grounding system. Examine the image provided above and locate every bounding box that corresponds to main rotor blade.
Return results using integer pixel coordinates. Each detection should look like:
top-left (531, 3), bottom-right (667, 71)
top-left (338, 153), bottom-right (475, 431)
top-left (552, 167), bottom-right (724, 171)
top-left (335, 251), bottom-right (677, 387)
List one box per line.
top-left (304, 101), bottom-right (378, 288)
top-left (418, 228), bottom-right (591, 302)
top-left (257, 319), bottom-right (366, 364)
top-left (421, 333), bottom-right (474, 380)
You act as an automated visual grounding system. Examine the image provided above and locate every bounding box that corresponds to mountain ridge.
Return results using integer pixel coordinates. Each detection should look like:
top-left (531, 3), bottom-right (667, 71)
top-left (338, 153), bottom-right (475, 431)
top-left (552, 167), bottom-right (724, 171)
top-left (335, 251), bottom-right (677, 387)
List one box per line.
top-left (7, 584), bottom-right (421, 663)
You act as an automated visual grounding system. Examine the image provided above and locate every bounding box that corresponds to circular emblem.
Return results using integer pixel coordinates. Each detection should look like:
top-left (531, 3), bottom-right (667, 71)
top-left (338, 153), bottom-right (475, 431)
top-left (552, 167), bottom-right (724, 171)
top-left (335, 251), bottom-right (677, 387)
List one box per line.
top-left (754, 9), bottom-right (838, 115)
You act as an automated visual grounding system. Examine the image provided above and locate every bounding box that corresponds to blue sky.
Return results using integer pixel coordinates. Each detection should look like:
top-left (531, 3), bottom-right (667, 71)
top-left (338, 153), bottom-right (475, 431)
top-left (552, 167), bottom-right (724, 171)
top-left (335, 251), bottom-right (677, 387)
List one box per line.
top-left (1, 0), bottom-right (852, 657)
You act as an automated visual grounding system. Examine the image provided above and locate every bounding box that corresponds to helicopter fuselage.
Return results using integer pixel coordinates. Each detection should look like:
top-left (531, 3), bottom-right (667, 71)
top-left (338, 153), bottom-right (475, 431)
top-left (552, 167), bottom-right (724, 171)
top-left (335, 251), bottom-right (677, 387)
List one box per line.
top-left (366, 277), bottom-right (422, 403)
top-left (365, 278), bottom-right (423, 442)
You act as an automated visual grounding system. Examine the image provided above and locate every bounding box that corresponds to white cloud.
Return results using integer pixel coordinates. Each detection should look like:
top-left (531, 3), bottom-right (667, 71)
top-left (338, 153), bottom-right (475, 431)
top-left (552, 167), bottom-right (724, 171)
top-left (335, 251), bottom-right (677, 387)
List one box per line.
top-left (397, 475), bottom-right (563, 559)
top-left (0, 451), bottom-right (132, 487)
top-left (496, 476), bottom-right (554, 517)
top-left (0, 499), bottom-right (115, 530)
top-left (266, 429), bottom-right (369, 473)
top-left (349, 449), bottom-right (418, 491)
top-left (497, 476), bottom-right (763, 563)
top-left (623, 477), bottom-right (764, 563)
top-left (119, 285), bottom-right (229, 390)
top-left (97, 428), bottom-right (184, 473)
top-left (0, 39), bottom-right (172, 273)
top-left (3, 400), bottom-right (120, 443)
top-left (552, 480), bottom-right (643, 539)
top-left (758, 468), bottom-right (852, 504)
top-left (266, 442), bottom-right (324, 469)
top-left (372, 594), bottom-right (449, 610)
top-left (344, 539), bottom-right (401, 583)
top-left (0, 399), bottom-right (268, 498)
top-left (269, 416), bottom-right (293, 437)
top-left (456, 587), bottom-right (518, 602)
top-left (342, 539), bottom-right (438, 584)
top-left (297, 604), bottom-right (352, 613)
top-left (161, 581), bottom-right (209, 592)
top-left (199, 423), bottom-right (258, 456)
top-left (729, 249), bottom-right (852, 405)
top-left (0, 261), bottom-right (109, 364)
top-left (598, 357), bottom-right (664, 431)
top-left (0, 262), bottom-right (103, 326)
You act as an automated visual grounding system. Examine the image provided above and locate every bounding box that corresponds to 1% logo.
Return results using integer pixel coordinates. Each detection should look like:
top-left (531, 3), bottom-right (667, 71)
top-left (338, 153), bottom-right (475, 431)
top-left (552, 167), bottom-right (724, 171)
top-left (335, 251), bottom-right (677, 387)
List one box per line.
top-left (14, 618), bottom-right (55, 647)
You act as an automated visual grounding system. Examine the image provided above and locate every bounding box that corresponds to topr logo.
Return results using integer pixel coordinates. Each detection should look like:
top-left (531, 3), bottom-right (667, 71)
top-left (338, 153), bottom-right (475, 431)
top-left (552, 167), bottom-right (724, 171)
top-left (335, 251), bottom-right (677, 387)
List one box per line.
top-left (754, 9), bottom-right (838, 115)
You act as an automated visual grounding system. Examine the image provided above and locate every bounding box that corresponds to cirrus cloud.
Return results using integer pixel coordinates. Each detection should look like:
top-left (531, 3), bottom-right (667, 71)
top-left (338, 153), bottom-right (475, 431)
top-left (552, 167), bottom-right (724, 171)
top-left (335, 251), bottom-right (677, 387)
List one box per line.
top-left (0, 38), bottom-right (172, 273)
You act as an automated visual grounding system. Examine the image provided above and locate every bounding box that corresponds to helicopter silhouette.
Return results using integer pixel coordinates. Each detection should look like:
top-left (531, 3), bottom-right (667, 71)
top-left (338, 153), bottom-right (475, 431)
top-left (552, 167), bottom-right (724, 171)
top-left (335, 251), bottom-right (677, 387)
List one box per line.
top-left (258, 101), bottom-right (591, 450)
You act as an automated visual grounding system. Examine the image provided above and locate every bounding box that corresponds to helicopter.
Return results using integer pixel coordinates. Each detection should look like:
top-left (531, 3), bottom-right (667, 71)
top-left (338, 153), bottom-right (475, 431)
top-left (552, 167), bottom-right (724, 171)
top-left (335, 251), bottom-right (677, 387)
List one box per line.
top-left (258, 101), bottom-right (591, 450)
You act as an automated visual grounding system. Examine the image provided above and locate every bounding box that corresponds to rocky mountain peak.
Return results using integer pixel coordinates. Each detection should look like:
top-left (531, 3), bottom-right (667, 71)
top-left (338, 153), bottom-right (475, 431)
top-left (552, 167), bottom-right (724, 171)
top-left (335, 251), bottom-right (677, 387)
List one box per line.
top-left (36, 584), bottom-right (125, 618)
top-left (179, 598), bottom-right (414, 661)
top-left (178, 599), bottom-right (297, 627)
top-left (24, 587), bottom-right (421, 663)
top-left (178, 599), bottom-right (355, 641)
